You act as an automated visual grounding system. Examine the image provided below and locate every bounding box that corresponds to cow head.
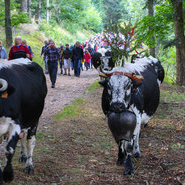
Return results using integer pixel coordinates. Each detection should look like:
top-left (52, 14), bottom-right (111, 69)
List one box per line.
top-left (92, 49), bottom-right (114, 72)
top-left (99, 71), bottom-right (143, 113)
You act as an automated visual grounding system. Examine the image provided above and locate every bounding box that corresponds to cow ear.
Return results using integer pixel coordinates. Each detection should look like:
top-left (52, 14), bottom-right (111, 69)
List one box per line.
top-left (99, 79), bottom-right (108, 87)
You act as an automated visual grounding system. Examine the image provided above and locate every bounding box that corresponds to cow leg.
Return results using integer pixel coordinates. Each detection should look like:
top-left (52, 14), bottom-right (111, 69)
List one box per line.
top-left (24, 126), bottom-right (37, 174)
top-left (3, 120), bottom-right (21, 182)
top-left (133, 131), bottom-right (141, 158)
top-left (116, 141), bottom-right (126, 166)
top-left (133, 116), bottom-right (142, 158)
top-left (124, 155), bottom-right (134, 175)
top-left (19, 131), bottom-right (27, 163)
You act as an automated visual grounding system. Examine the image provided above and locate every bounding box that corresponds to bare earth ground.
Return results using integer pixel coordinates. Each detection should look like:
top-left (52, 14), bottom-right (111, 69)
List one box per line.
top-left (1, 70), bottom-right (185, 185)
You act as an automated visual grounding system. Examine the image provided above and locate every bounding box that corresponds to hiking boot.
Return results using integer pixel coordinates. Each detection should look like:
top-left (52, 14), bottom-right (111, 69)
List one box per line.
top-left (68, 73), bottom-right (71, 76)
top-left (51, 84), bottom-right (55, 88)
top-left (64, 73), bottom-right (67, 76)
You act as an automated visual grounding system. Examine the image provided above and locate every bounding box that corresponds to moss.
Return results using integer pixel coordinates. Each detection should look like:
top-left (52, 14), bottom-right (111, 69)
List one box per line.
top-left (88, 81), bottom-right (100, 93)
top-left (54, 98), bottom-right (86, 120)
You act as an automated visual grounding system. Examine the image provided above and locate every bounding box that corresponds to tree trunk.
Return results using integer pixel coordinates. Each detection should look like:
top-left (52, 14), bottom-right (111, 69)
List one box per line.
top-left (171, 0), bottom-right (185, 85)
top-left (36, 0), bottom-right (41, 24)
top-left (148, 0), bottom-right (155, 57)
top-left (21, 0), bottom-right (27, 13)
top-left (27, 0), bottom-right (31, 18)
top-left (5, 0), bottom-right (13, 47)
top-left (46, 0), bottom-right (50, 23)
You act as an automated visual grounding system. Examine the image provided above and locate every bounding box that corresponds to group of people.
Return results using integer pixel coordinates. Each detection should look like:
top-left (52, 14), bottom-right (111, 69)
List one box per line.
top-left (41, 40), bottom-right (96, 88)
top-left (0, 34), bottom-right (112, 89)
top-left (0, 36), bottom-right (33, 61)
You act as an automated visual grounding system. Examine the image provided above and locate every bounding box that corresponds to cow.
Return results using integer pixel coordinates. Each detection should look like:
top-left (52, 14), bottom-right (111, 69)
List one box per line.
top-left (0, 58), bottom-right (47, 183)
top-left (91, 48), bottom-right (115, 73)
top-left (99, 56), bottom-right (164, 175)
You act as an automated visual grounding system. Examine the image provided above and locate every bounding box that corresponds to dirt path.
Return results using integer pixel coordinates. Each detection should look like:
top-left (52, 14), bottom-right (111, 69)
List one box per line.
top-left (40, 69), bottom-right (99, 125)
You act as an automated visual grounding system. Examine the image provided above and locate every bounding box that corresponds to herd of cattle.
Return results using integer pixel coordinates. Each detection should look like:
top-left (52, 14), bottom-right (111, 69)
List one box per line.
top-left (0, 48), bottom-right (164, 183)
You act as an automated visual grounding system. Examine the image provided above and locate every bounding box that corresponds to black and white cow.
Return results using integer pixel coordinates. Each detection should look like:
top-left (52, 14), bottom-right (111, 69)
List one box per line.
top-left (99, 56), bottom-right (164, 175)
top-left (92, 48), bottom-right (115, 73)
top-left (0, 58), bottom-right (47, 183)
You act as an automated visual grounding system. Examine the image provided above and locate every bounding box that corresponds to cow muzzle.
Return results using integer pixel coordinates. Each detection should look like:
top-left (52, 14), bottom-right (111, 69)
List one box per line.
top-left (110, 103), bottom-right (126, 113)
top-left (0, 79), bottom-right (8, 92)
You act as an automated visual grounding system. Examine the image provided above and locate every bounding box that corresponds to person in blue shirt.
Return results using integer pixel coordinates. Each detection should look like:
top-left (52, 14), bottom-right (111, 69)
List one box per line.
top-left (0, 41), bottom-right (7, 60)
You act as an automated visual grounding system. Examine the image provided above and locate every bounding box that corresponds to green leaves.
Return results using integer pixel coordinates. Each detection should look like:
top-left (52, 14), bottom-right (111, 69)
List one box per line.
top-left (136, 1), bottom-right (173, 48)
top-left (0, 0), bottom-right (29, 27)
top-left (50, 0), bottom-right (102, 32)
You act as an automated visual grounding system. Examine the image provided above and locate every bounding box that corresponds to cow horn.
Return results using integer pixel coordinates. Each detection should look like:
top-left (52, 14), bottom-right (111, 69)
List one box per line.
top-left (99, 72), bottom-right (109, 78)
top-left (0, 79), bottom-right (8, 92)
top-left (124, 73), bottom-right (144, 83)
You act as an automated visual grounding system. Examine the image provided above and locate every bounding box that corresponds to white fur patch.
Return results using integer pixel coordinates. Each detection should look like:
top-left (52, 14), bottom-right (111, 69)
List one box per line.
top-left (0, 117), bottom-right (14, 137)
top-left (112, 56), bottom-right (159, 75)
top-left (109, 75), bottom-right (131, 107)
top-left (0, 58), bottom-right (31, 70)
top-left (97, 48), bottom-right (110, 57)
top-left (141, 112), bottom-right (151, 124)
top-left (26, 136), bottom-right (36, 167)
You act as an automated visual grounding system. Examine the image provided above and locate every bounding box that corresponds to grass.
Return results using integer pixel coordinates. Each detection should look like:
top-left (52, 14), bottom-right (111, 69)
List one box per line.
top-left (54, 98), bottom-right (87, 120)
top-left (87, 81), bottom-right (100, 93)
top-left (160, 88), bottom-right (185, 102)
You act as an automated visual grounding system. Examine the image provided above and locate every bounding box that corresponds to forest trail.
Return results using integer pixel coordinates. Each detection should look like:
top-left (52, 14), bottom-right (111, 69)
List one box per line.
top-left (40, 69), bottom-right (99, 126)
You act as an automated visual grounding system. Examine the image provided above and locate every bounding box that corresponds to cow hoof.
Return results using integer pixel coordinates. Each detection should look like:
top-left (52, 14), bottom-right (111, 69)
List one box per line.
top-left (2, 164), bottom-right (14, 183)
top-left (134, 152), bottom-right (142, 158)
top-left (124, 168), bottom-right (134, 175)
top-left (116, 158), bottom-right (125, 166)
top-left (24, 166), bottom-right (34, 174)
top-left (19, 155), bottom-right (27, 163)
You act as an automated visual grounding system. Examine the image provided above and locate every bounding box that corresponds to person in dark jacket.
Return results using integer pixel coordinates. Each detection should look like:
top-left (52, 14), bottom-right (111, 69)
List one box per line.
top-left (41, 40), bottom-right (49, 74)
top-left (45, 41), bottom-right (60, 88)
top-left (63, 44), bottom-right (72, 76)
top-left (72, 41), bottom-right (84, 77)
top-left (8, 36), bottom-right (31, 60)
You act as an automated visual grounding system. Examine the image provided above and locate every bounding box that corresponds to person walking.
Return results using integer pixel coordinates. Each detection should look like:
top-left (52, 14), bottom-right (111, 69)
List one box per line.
top-left (0, 41), bottom-right (7, 60)
top-left (72, 41), bottom-right (84, 77)
top-left (41, 40), bottom-right (49, 74)
top-left (63, 44), bottom-right (72, 76)
top-left (87, 44), bottom-right (94, 68)
top-left (59, 45), bottom-right (64, 75)
top-left (84, 50), bottom-right (91, 71)
top-left (8, 36), bottom-right (31, 60)
top-left (22, 40), bottom-right (33, 60)
top-left (45, 41), bottom-right (60, 88)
